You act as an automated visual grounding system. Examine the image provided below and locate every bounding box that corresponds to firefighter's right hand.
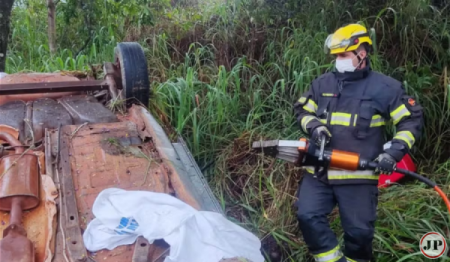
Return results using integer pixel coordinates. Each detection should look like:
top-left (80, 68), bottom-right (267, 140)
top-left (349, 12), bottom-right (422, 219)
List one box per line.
top-left (311, 126), bottom-right (331, 146)
top-left (374, 153), bottom-right (396, 175)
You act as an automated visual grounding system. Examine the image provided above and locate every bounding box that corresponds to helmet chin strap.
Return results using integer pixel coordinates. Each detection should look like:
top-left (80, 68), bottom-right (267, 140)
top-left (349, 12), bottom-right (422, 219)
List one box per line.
top-left (352, 51), bottom-right (365, 69)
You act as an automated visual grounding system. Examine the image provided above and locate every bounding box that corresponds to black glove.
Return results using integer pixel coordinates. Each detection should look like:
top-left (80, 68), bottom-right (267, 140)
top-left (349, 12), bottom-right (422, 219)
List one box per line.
top-left (374, 153), bottom-right (397, 175)
top-left (311, 126), bottom-right (332, 146)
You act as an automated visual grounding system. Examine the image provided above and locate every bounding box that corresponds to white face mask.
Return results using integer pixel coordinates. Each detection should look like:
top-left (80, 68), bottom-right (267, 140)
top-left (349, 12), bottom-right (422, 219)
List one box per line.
top-left (335, 53), bottom-right (364, 73)
top-left (335, 58), bottom-right (357, 73)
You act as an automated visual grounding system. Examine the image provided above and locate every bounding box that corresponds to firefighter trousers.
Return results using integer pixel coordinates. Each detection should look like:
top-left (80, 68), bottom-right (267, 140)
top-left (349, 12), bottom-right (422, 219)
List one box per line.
top-left (295, 174), bottom-right (379, 262)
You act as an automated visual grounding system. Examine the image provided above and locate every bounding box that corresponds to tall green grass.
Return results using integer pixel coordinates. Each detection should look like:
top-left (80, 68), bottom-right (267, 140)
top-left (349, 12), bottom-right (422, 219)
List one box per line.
top-left (7, 0), bottom-right (450, 261)
top-left (150, 34), bottom-right (450, 260)
top-left (147, 2), bottom-right (450, 260)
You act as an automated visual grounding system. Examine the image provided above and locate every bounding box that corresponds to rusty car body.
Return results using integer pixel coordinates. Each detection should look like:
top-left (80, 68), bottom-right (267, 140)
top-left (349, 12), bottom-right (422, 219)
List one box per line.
top-left (0, 42), bottom-right (222, 262)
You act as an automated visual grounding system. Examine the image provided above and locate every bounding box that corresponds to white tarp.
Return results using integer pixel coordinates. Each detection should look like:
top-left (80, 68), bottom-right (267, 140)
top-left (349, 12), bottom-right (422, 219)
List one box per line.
top-left (83, 188), bottom-right (264, 262)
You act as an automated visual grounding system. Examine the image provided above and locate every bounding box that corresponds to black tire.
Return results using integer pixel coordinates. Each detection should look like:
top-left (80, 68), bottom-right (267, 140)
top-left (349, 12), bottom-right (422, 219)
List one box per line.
top-left (114, 42), bottom-right (150, 107)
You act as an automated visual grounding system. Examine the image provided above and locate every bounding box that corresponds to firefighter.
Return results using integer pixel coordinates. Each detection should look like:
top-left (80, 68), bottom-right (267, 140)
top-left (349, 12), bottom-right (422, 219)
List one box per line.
top-left (293, 24), bottom-right (423, 262)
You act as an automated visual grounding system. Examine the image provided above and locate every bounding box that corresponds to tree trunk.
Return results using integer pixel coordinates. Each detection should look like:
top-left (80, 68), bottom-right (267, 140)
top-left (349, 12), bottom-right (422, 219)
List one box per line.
top-left (47, 0), bottom-right (56, 54)
top-left (0, 0), bottom-right (15, 72)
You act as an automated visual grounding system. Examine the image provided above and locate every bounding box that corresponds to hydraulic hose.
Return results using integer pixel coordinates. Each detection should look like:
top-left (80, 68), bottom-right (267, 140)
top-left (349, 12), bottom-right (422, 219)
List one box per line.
top-left (367, 161), bottom-right (450, 215)
top-left (396, 168), bottom-right (450, 215)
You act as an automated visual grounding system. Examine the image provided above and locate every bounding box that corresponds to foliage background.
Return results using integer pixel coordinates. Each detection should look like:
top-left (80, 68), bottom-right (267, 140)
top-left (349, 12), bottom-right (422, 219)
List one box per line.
top-left (5, 0), bottom-right (450, 261)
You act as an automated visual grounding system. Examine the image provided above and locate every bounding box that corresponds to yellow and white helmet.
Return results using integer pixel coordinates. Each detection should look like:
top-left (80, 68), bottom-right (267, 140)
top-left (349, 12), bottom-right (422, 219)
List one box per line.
top-left (324, 24), bottom-right (373, 54)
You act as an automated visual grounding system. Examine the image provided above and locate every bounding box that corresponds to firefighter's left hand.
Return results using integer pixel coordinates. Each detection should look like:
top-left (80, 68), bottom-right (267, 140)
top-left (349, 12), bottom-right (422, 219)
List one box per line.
top-left (374, 153), bottom-right (397, 175)
top-left (311, 126), bottom-right (332, 146)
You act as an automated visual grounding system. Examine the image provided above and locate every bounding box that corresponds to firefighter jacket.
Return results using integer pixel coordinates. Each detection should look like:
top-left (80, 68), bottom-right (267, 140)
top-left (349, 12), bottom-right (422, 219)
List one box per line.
top-left (294, 59), bottom-right (424, 185)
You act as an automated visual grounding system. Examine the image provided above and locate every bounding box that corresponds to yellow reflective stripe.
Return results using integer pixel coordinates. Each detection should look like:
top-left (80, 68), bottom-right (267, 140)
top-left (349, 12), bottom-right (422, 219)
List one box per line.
top-left (393, 131), bottom-right (415, 148)
top-left (321, 93), bottom-right (335, 97)
top-left (320, 119), bottom-right (327, 124)
top-left (314, 245), bottom-right (343, 262)
top-left (301, 116), bottom-right (316, 133)
top-left (346, 257), bottom-right (358, 262)
top-left (327, 169), bottom-right (378, 180)
top-left (330, 112), bottom-right (351, 126)
top-left (390, 104), bottom-right (411, 124)
top-left (370, 115), bottom-right (386, 127)
top-left (353, 114), bottom-right (358, 126)
top-left (305, 167), bottom-right (379, 180)
top-left (304, 166), bottom-right (314, 173)
top-left (328, 175), bottom-right (379, 180)
top-left (317, 256), bottom-right (343, 262)
top-left (303, 99), bottom-right (318, 113)
top-left (298, 96), bottom-right (307, 104)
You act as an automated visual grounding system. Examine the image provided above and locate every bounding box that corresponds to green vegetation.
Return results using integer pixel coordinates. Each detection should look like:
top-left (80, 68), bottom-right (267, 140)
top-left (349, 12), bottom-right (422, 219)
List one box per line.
top-left (5, 0), bottom-right (450, 261)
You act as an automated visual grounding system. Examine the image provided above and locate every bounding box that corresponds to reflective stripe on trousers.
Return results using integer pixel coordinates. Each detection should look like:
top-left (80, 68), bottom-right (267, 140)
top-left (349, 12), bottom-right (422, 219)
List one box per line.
top-left (346, 257), bottom-right (369, 262)
top-left (304, 167), bottom-right (378, 180)
top-left (313, 245), bottom-right (343, 262)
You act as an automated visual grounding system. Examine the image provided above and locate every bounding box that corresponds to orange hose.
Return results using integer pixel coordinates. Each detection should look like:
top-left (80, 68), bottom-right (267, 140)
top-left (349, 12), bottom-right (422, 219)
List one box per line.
top-left (434, 186), bottom-right (450, 215)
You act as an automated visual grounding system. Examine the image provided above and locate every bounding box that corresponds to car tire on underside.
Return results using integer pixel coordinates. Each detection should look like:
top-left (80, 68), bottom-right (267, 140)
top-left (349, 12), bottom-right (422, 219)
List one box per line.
top-left (114, 42), bottom-right (150, 107)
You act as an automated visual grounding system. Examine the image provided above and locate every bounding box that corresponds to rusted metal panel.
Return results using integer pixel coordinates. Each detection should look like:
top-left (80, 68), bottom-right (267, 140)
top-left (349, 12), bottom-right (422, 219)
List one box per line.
top-left (59, 125), bottom-right (89, 261)
top-left (0, 101), bottom-right (26, 141)
top-left (0, 175), bottom-right (58, 262)
top-left (0, 80), bottom-right (108, 95)
top-left (0, 125), bottom-right (19, 145)
top-left (38, 105), bottom-right (222, 261)
top-left (0, 73), bottom-right (83, 106)
top-left (131, 237), bottom-right (151, 262)
top-left (58, 95), bottom-right (118, 124)
top-left (145, 239), bottom-right (170, 262)
top-left (32, 98), bottom-right (73, 143)
top-left (0, 225), bottom-right (35, 262)
top-left (55, 121), bottom-right (176, 261)
top-left (0, 132), bottom-right (56, 262)
top-left (0, 154), bottom-right (40, 211)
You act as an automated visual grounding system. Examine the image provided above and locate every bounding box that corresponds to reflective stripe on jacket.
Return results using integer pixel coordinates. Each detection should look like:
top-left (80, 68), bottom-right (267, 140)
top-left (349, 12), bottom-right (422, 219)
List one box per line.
top-left (294, 59), bottom-right (423, 185)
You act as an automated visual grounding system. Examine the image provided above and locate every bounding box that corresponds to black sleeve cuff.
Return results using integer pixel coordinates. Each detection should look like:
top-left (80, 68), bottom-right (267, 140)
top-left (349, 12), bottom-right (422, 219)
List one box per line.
top-left (385, 142), bottom-right (408, 162)
top-left (307, 121), bottom-right (324, 135)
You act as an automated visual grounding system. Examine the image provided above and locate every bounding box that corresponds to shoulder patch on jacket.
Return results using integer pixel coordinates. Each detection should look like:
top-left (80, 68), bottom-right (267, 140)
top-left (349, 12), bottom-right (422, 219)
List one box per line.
top-left (402, 95), bottom-right (422, 117)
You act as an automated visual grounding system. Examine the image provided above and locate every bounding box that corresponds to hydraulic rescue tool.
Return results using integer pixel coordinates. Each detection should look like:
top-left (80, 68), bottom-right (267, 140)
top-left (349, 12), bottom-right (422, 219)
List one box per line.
top-left (252, 136), bottom-right (450, 215)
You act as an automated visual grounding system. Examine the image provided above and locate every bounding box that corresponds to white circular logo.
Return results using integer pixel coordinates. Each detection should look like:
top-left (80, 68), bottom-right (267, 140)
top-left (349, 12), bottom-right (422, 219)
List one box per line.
top-left (420, 232), bottom-right (447, 259)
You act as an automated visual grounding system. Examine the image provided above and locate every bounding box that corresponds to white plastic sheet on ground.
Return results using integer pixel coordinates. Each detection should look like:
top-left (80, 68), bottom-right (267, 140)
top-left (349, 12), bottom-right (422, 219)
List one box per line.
top-left (0, 72), bottom-right (7, 79)
top-left (83, 188), bottom-right (264, 262)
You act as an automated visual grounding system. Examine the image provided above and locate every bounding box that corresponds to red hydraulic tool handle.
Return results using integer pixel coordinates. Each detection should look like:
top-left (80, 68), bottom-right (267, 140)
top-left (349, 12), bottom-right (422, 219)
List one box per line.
top-left (367, 161), bottom-right (450, 215)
